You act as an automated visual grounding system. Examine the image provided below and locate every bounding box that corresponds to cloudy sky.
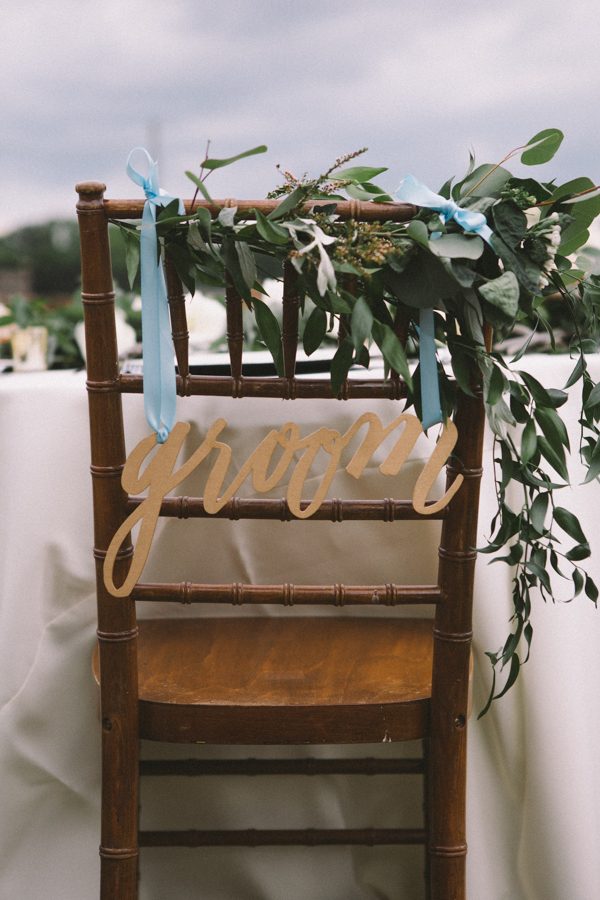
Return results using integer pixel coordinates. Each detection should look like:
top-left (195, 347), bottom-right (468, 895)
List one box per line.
top-left (2, 0), bottom-right (599, 236)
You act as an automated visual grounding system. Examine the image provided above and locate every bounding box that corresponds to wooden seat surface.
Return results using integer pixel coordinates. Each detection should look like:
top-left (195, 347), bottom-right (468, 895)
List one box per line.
top-left (94, 617), bottom-right (434, 744)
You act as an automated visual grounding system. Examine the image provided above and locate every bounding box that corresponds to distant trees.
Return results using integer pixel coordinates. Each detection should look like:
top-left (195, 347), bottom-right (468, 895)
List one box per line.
top-left (0, 220), bottom-right (129, 296)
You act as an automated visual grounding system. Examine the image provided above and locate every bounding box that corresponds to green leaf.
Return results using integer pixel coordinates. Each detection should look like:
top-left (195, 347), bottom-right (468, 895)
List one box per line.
top-left (268, 186), bottom-right (307, 221)
top-left (201, 144), bottom-right (267, 171)
top-left (585, 382), bottom-right (600, 411)
top-left (385, 246), bottom-right (458, 309)
top-left (428, 233), bottom-right (484, 260)
top-left (371, 321), bottom-right (412, 387)
top-left (530, 492), bottom-right (548, 534)
top-left (585, 575), bottom-right (599, 603)
top-left (521, 419), bottom-right (537, 465)
top-left (221, 234), bottom-right (250, 301)
top-left (551, 178), bottom-right (600, 255)
top-left (492, 202), bottom-right (528, 247)
top-left (490, 235), bottom-right (543, 295)
top-left (519, 371), bottom-right (556, 408)
top-left (121, 228), bottom-right (140, 289)
top-left (407, 220), bottom-right (430, 247)
top-left (554, 507), bottom-right (588, 544)
top-left (187, 221), bottom-right (210, 254)
top-left (185, 171), bottom-right (213, 202)
top-left (566, 543), bottom-right (591, 562)
top-left (546, 388), bottom-right (568, 409)
top-left (485, 364), bottom-right (505, 405)
top-left (254, 208), bottom-right (289, 245)
top-left (303, 305), bottom-right (327, 356)
top-left (449, 344), bottom-right (476, 397)
top-left (479, 272), bottom-right (520, 319)
top-left (330, 166), bottom-right (387, 183)
top-left (572, 568), bottom-right (584, 597)
top-left (330, 339), bottom-right (354, 394)
top-left (495, 653), bottom-right (521, 700)
top-left (525, 561), bottom-right (552, 592)
top-left (253, 298), bottom-right (283, 375)
top-left (235, 241), bottom-right (257, 290)
top-left (458, 164), bottom-right (512, 199)
top-left (564, 355), bottom-right (586, 389)
top-left (344, 182), bottom-right (392, 202)
top-left (534, 406), bottom-right (570, 451)
top-left (520, 128), bottom-right (564, 165)
top-left (165, 242), bottom-right (196, 295)
top-left (350, 296), bottom-right (373, 351)
top-left (537, 435), bottom-right (568, 481)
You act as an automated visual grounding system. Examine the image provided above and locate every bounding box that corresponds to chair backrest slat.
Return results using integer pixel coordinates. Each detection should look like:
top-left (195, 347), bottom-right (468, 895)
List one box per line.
top-left (225, 275), bottom-right (244, 378)
top-left (282, 261), bottom-right (299, 378)
top-left (126, 496), bottom-right (448, 522)
top-left (118, 373), bottom-right (408, 400)
top-left (131, 582), bottom-right (443, 607)
top-left (165, 260), bottom-right (189, 381)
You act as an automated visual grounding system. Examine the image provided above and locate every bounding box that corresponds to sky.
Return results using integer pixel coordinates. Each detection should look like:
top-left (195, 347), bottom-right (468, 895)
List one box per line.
top-left (2, 0), bottom-right (599, 237)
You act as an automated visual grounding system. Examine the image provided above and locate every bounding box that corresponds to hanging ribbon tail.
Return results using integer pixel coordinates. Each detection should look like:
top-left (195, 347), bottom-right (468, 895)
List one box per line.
top-left (418, 308), bottom-right (442, 431)
top-left (127, 147), bottom-right (182, 444)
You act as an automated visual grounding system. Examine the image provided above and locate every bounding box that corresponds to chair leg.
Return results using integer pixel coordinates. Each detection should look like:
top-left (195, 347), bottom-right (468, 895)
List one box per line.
top-left (423, 738), bottom-right (431, 900)
top-left (98, 676), bottom-right (140, 898)
top-left (427, 724), bottom-right (468, 900)
top-left (99, 726), bottom-right (140, 899)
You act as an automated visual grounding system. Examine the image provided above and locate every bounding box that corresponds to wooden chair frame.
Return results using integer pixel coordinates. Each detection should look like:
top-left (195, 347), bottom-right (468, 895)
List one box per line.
top-left (76, 182), bottom-right (486, 900)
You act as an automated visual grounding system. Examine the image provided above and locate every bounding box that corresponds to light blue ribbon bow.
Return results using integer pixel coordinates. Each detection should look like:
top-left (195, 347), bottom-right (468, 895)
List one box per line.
top-left (127, 148), bottom-right (182, 443)
top-left (394, 175), bottom-right (493, 430)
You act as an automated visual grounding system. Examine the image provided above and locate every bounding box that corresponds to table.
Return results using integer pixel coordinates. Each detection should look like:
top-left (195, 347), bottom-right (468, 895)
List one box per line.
top-left (1, 357), bottom-right (599, 899)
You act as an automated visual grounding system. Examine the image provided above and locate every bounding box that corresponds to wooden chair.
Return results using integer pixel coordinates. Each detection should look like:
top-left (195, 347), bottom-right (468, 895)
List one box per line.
top-left (76, 182), bottom-right (486, 900)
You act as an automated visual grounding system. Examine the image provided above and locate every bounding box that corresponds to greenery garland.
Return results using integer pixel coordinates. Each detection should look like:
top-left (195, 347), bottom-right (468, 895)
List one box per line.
top-left (114, 129), bottom-right (600, 710)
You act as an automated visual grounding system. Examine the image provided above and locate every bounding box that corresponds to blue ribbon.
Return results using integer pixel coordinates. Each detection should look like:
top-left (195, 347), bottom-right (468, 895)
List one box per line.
top-left (127, 148), bottom-right (182, 443)
top-left (394, 175), bottom-right (493, 430)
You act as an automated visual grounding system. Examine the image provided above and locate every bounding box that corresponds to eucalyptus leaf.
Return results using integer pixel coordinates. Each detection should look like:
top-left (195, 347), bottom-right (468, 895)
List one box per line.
top-left (407, 220), bottom-right (429, 248)
top-left (344, 183), bottom-right (392, 202)
top-left (428, 233), bottom-right (484, 260)
top-left (458, 164), bottom-right (512, 199)
top-left (520, 128), bottom-right (564, 165)
top-left (492, 202), bottom-right (528, 248)
top-left (479, 272), bottom-right (520, 319)
top-left (202, 144), bottom-right (267, 171)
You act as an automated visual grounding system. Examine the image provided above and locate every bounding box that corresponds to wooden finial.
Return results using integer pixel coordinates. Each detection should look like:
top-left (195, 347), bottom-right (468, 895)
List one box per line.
top-left (76, 182), bottom-right (107, 210)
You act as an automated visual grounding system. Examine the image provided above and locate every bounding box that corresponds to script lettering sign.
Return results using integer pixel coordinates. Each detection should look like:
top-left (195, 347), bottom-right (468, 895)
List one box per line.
top-left (104, 412), bottom-right (463, 597)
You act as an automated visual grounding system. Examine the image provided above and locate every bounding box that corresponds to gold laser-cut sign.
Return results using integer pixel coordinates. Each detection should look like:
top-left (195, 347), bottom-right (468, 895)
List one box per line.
top-left (103, 412), bottom-right (463, 597)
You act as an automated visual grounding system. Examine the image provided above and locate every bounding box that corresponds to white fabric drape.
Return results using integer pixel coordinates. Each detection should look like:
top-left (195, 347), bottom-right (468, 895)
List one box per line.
top-left (1, 358), bottom-right (598, 900)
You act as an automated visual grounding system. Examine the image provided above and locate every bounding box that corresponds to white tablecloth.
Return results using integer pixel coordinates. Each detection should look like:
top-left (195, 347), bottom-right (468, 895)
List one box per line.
top-left (1, 357), bottom-right (599, 900)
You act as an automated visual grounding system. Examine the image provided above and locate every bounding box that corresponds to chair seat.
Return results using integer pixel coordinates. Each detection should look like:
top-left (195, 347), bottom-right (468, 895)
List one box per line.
top-left (94, 617), bottom-right (434, 744)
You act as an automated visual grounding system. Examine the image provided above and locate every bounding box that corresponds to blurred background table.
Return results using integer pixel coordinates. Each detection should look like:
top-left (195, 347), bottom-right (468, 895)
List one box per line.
top-left (1, 356), bottom-right (599, 900)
